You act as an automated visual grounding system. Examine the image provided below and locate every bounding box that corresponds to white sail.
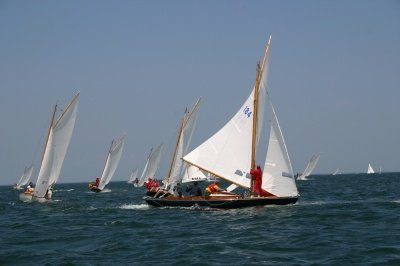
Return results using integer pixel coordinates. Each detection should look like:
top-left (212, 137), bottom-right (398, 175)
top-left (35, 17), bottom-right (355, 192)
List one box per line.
top-left (98, 134), bottom-right (126, 190)
top-left (181, 164), bottom-right (208, 183)
top-left (367, 163), bottom-right (375, 174)
top-left (183, 38), bottom-right (270, 189)
top-left (138, 144), bottom-right (163, 187)
top-left (262, 100), bottom-right (298, 197)
top-left (297, 154), bottom-right (321, 180)
top-left (165, 98), bottom-right (201, 189)
top-left (33, 92), bottom-right (79, 198)
top-left (128, 169), bottom-right (139, 183)
top-left (332, 168), bottom-right (340, 175)
top-left (16, 164), bottom-right (34, 189)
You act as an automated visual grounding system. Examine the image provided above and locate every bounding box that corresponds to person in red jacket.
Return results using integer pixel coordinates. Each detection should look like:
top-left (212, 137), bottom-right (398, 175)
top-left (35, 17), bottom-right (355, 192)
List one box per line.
top-left (250, 165), bottom-right (263, 196)
top-left (94, 177), bottom-right (100, 187)
top-left (205, 181), bottom-right (225, 196)
top-left (145, 178), bottom-right (153, 190)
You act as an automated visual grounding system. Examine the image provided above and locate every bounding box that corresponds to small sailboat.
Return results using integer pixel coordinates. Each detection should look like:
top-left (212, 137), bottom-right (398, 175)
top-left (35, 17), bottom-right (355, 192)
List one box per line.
top-left (297, 154), bottom-right (321, 180)
top-left (19, 92), bottom-right (80, 202)
top-left (89, 134), bottom-right (126, 192)
top-left (367, 163), bottom-right (375, 174)
top-left (136, 144), bottom-right (163, 187)
top-left (128, 169), bottom-right (139, 186)
top-left (162, 98), bottom-right (202, 188)
top-left (145, 36), bottom-right (299, 209)
top-left (145, 98), bottom-right (201, 197)
top-left (332, 168), bottom-right (340, 175)
top-left (14, 164), bottom-right (34, 189)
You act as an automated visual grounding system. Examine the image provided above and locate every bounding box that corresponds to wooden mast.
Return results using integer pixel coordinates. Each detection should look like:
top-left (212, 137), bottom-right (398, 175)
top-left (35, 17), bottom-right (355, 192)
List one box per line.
top-left (250, 35), bottom-right (272, 193)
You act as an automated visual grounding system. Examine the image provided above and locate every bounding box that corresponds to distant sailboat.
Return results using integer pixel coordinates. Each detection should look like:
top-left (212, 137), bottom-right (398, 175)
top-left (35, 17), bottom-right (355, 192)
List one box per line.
top-left (332, 168), bottom-right (340, 176)
top-left (14, 164), bottom-right (34, 189)
top-left (367, 163), bottom-right (375, 174)
top-left (297, 154), bottom-right (321, 180)
top-left (137, 144), bottom-right (163, 187)
top-left (128, 169), bottom-right (139, 186)
top-left (89, 134), bottom-right (126, 192)
top-left (19, 92), bottom-right (80, 202)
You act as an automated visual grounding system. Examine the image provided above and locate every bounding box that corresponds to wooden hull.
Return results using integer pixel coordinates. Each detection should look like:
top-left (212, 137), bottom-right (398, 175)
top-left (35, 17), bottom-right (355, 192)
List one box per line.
top-left (144, 195), bottom-right (298, 209)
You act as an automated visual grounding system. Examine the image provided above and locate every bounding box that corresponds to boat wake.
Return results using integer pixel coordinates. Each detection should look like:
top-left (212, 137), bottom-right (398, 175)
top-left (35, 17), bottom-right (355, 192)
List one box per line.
top-left (301, 199), bottom-right (400, 206)
top-left (54, 189), bottom-right (74, 192)
top-left (119, 204), bottom-right (149, 210)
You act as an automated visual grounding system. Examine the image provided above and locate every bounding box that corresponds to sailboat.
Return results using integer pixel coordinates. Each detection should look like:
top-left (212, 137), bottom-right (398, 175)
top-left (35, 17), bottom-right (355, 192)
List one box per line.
top-left (128, 169), bottom-right (139, 186)
top-left (145, 36), bottom-right (299, 209)
top-left (89, 134), bottom-right (126, 192)
top-left (14, 164), bottom-right (34, 189)
top-left (332, 168), bottom-right (340, 175)
top-left (367, 163), bottom-right (375, 174)
top-left (162, 98), bottom-right (201, 189)
top-left (19, 92), bottom-right (80, 202)
top-left (297, 154), bottom-right (321, 180)
top-left (136, 144), bottom-right (163, 187)
top-left (145, 98), bottom-right (201, 197)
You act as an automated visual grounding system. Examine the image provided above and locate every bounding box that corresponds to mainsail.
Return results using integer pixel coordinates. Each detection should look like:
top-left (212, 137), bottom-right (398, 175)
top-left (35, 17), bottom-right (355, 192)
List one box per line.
top-left (183, 37), bottom-right (271, 189)
top-left (98, 134), bottom-right (126, 190)
top-left (297, 154), bottom-right (321, 180)
top-left (367, 163), bottom-right (375, 174)
top-left (16, 164), bottom-right (34, 189)
top-left (262, 100), bottom-right (298, 197)
top-left (138, 144), bottom-right (163, 187)
top-left (163, 98), bottom-right (201, 190)
top-left (33, 92), bottom-right (79, 198)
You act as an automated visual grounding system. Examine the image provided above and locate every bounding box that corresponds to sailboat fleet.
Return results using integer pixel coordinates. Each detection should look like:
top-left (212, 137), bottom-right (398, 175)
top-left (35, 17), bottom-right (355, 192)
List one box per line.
top-left (13, 36), bottom-right (379, 208)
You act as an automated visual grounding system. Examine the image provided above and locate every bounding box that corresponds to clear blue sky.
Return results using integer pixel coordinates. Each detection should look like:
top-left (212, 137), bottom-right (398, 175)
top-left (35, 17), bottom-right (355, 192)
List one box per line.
top-left (0, 0), bottom-right (399, 185)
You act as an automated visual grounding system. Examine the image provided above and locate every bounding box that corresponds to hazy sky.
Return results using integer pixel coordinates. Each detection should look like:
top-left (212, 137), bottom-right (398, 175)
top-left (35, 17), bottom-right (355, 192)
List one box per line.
top-left (0, 0), bottom-right (399, 185)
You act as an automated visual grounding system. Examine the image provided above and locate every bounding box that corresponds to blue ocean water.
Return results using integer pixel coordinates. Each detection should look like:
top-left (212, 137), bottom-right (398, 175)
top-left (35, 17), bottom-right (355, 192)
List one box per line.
top-left (1, 173), bottom-right (399, 265)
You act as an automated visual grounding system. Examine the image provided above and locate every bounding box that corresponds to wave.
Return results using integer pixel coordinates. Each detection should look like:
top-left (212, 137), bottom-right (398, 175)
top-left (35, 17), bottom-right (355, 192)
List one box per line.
top-left (300, 199), bottom-right (400, 206)
top-left (54, 189), bottom-right (74, 192)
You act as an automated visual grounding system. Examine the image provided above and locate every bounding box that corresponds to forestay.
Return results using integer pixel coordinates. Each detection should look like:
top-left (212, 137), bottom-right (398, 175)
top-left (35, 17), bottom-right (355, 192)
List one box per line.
top-left (34, 92), bottom-right (79, 198)
top-left (98, 134), bottom-right (126, 190)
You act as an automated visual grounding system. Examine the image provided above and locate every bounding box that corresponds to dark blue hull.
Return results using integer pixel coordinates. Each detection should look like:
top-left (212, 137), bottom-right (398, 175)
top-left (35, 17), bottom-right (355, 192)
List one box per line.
top-left (144, 195), bottom-right (298, 209)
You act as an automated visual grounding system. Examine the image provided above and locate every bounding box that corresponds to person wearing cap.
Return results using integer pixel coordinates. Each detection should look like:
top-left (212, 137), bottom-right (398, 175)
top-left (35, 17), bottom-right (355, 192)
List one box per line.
top-left (250, 165), bottom-right (263, 196)
top-left (205, 181), bottom-right (224, 196)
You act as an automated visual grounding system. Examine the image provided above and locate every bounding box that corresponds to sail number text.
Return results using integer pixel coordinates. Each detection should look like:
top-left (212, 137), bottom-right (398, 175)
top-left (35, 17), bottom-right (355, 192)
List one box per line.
top-left (243, 106), bottom-right (252, 118)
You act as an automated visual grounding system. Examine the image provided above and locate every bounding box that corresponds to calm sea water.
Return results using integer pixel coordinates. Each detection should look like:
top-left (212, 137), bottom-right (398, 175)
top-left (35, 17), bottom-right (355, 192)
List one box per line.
top-left (1, 173), bottom-right (399, 265)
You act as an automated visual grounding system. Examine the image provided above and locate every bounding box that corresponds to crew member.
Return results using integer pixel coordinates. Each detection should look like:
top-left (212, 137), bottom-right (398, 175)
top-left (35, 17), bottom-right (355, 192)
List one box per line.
top-left (205, 181), bottom-right (224, 196)
top-left (250, 165), bottom-right (263, 196)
